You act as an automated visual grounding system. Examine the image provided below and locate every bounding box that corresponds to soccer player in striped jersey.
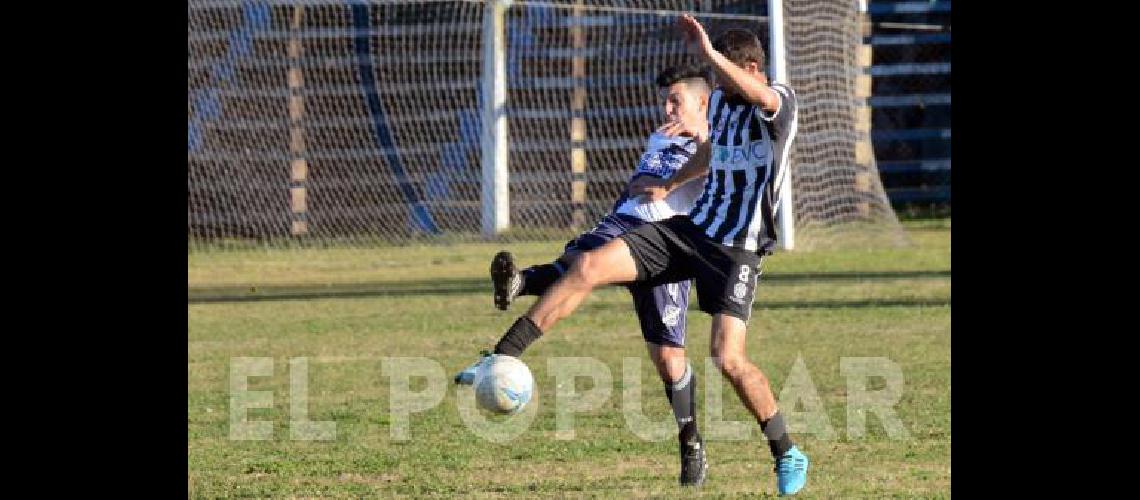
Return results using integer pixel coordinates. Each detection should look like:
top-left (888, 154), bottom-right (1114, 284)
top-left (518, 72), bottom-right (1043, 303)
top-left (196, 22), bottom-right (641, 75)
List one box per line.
top-left (458, 15), bottom-right (809, 495)
top-left (457, 63), bottom-right (713, 486)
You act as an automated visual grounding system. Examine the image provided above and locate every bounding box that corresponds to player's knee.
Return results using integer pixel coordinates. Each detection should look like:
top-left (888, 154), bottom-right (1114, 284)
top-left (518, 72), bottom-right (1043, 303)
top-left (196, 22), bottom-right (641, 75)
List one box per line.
top-left (712, 354), bottom-right (739, 377)
top-left (657, 350), bottom-right (686, 377)
top-left (712, 352), bottom-right (752, 380)
top-left (568, 250), bottom-right (605, 287)
top-left (659, 346), bottom-right (686, 365)
top-left (559, 249), bottom-right (581, 266)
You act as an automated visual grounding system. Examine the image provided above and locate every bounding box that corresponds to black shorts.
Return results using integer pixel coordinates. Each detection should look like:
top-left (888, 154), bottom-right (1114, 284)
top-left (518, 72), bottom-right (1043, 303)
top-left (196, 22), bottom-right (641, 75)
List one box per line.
top-left (563, 213), bottom-right (692, 348)
top-left (618, 215), bottom-right (762, 322)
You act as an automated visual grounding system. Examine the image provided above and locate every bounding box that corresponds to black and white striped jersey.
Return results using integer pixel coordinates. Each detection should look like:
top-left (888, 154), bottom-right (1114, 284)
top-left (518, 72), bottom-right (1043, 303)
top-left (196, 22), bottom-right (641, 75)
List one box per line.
top-left (688, 83), bottom-right (798, 255)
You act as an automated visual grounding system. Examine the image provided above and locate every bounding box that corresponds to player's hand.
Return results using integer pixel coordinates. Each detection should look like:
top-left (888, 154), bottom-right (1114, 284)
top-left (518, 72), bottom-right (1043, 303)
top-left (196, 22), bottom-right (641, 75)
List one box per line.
top-left (656, 118), bottom-right (707, 142)
top-left (677, 14), bottom-right (715, 61)
top-left (628, 177), bottom-right (671, 202)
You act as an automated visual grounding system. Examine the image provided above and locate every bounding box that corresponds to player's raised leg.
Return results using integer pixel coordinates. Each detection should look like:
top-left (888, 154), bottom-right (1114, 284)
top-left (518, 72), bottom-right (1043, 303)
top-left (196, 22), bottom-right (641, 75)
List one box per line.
top-left (493, 250), bottom-right (589, 311)
top-left (491, 214), bottom-right (634, 311)
top-left (456, 238), bottom-right (640, 385)
top-left (512, 236), bottom-right (639, 341)
top-left (490, 251), bottom-right (575, 311)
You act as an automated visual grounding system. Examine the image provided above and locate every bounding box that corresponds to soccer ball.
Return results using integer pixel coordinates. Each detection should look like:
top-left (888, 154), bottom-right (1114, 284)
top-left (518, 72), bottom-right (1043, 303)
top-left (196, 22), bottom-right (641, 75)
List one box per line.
top-left (474, 355), bottom-right (534, 415)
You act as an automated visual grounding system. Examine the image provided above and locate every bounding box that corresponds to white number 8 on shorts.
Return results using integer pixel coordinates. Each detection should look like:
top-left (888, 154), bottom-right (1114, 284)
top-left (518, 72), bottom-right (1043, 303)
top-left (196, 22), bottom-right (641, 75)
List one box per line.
top-left (738, 265), bottom-right (750, 282)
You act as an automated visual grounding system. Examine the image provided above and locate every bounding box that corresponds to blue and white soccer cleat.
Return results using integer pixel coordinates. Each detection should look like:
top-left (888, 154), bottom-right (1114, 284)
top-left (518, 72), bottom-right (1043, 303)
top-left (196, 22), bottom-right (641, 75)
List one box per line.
top-left (774, 446), bottom-right (809, 496)
top-left (453, 351), bottom-right (493, 385)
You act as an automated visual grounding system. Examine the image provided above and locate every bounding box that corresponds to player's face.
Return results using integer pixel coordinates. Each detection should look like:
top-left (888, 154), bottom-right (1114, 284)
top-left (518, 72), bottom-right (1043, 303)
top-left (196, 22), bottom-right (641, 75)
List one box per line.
top-left (660, 82), bottom-right (703, 125)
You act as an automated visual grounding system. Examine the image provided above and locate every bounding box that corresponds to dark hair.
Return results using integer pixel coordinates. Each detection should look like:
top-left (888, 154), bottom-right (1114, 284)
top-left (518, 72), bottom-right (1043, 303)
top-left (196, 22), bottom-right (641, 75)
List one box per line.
top-left (655, 63), bottom-right (713, 88)
top-left (712, 28), bottom-right (765, 68)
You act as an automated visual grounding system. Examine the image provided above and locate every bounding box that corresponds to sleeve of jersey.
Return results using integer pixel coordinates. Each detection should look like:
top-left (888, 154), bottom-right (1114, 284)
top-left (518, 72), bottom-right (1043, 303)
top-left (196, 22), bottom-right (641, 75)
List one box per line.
top-left (757, 84), bottom-right (795, 124)
top-left (661, 143), bottom-right (695, 179)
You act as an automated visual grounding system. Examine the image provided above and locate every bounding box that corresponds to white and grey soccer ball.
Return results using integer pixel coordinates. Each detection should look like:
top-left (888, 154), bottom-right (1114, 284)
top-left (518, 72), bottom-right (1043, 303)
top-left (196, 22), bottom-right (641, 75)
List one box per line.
top-left (474, 355), bottom-right (534, 415)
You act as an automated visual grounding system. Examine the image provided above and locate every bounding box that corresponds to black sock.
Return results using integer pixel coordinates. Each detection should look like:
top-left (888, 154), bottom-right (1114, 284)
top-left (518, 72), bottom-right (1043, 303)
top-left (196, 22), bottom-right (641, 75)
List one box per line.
top-left (493, 316), bottom-right (543, 357)
top-left (760, 411), bottom-right (795, 459)
top-left (665, 362), bottom-right (700, 446)
top-left (519, 261), bottom-right (565, 296)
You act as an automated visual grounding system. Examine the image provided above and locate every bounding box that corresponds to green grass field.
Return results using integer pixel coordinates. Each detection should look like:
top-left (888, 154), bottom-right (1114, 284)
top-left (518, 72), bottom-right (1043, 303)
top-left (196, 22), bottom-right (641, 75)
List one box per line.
top-left (188, 219), bottom-right (950, 498)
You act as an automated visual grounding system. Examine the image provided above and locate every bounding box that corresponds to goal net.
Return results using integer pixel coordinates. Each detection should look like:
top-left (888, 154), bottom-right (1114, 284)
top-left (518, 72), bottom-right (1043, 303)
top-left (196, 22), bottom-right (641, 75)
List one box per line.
top-left (188, 0), bottom-right (903, 254)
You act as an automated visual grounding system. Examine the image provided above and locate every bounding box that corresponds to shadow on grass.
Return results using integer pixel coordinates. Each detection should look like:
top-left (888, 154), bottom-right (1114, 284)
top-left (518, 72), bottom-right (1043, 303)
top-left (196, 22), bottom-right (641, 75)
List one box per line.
top-left (188, 270), bottom-right (949, 305)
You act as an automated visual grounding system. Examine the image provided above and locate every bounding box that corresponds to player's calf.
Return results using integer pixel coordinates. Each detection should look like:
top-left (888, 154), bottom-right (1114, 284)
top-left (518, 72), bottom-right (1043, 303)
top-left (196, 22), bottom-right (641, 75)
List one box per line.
top-left (665, 359), bottom-right (706, 486)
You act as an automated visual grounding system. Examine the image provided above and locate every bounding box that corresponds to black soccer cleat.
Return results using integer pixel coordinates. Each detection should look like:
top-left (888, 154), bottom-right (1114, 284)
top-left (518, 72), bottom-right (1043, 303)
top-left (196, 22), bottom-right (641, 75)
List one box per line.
top-left (679, 434), bottom-right (708, 486)
top-left (490, 251), bottom-right (521, 311)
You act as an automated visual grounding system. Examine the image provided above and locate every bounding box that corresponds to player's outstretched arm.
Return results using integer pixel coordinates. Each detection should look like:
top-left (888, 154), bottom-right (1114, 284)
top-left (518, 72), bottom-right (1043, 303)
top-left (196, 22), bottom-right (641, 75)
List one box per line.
top-left (677, 14), bottom-right (779, 113)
